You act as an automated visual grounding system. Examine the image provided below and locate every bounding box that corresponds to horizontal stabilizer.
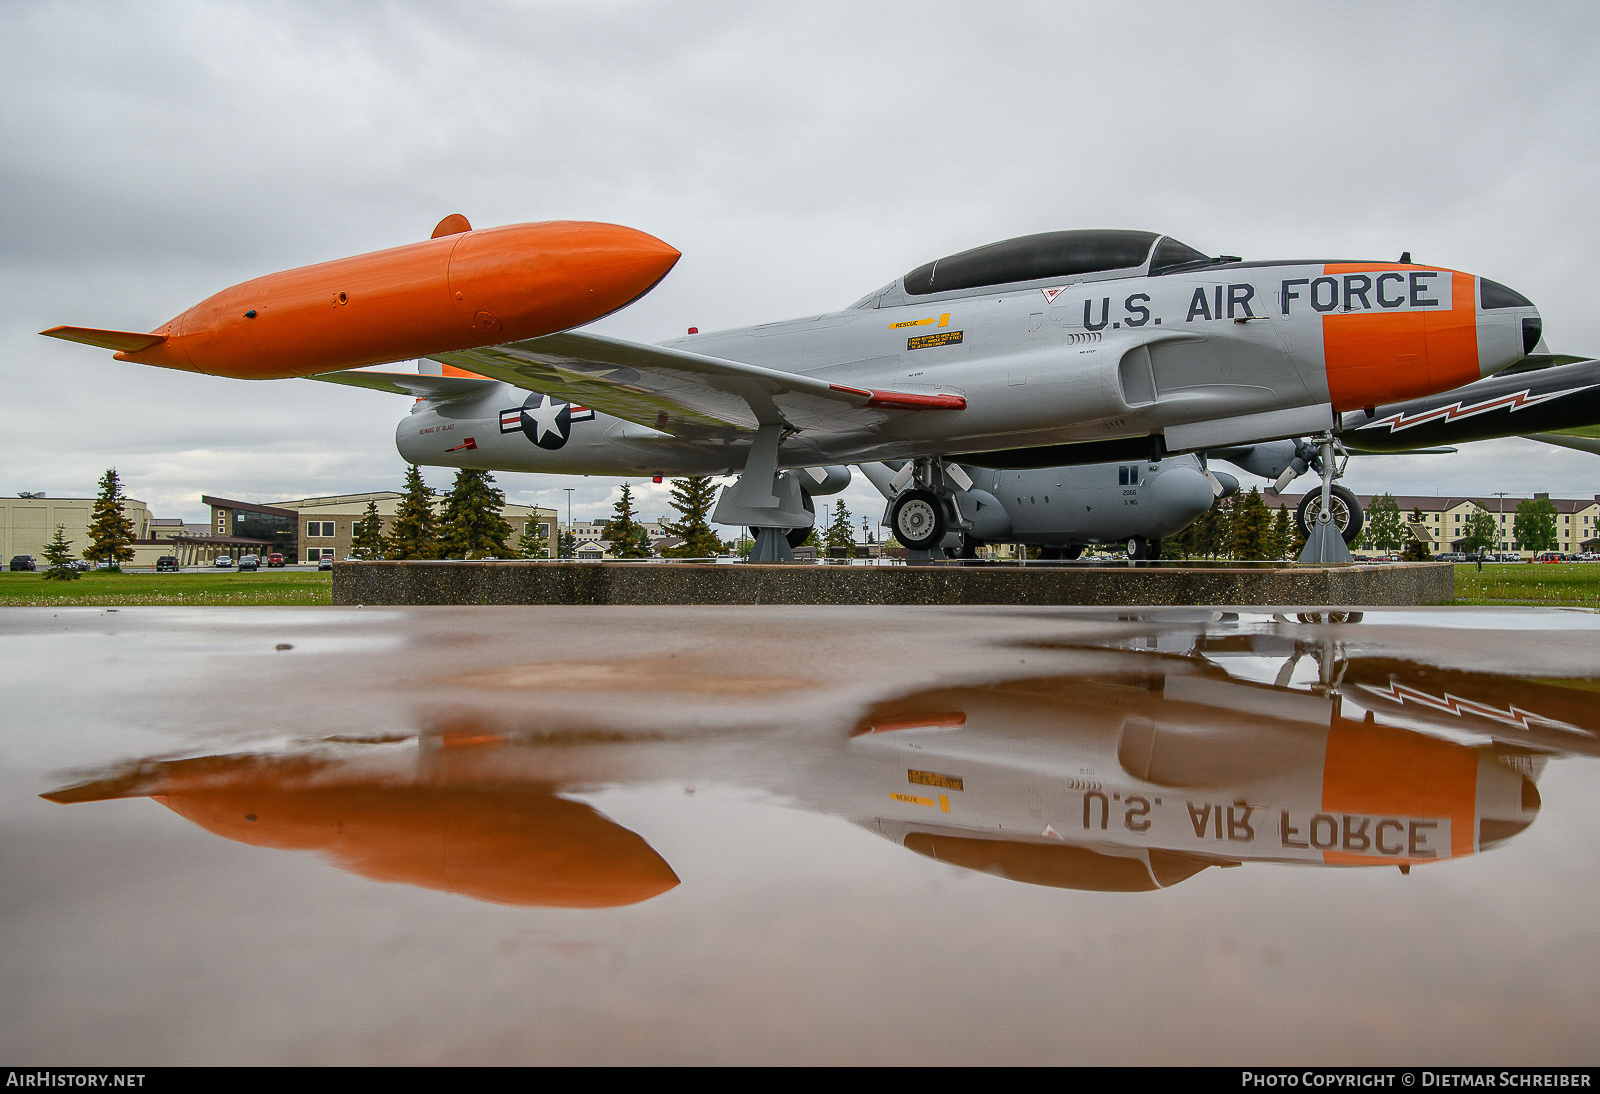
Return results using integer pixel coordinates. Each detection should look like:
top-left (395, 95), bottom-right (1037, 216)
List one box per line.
top-left (307, 370), bottom-right (497, 401)
top-left (39, 325), bottom-right (167, 353)
top-left (1525, 432), bottom-right (1600, 457)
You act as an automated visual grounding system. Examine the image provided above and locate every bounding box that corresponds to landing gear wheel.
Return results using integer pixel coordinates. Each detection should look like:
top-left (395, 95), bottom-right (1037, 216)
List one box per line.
top-left (1295, 484), bottom-right (1364, 546)
top-left (889, 489), bottom-right (946, 551)
top-left (785, 493), bottom-right (816, 549)
top-left (1122, 535), bottom-right (1149, 560)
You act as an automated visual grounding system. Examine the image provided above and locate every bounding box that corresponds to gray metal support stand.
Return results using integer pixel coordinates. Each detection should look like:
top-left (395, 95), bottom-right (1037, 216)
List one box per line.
top-left (1297, 432), bottom-right (1353, 565)
top-left (749, 527), bottom-right (794, 563)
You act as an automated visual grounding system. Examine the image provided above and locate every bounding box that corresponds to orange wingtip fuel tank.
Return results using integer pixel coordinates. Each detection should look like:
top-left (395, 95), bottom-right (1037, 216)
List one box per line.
top-left (40, 215), bottom-right (680, 380)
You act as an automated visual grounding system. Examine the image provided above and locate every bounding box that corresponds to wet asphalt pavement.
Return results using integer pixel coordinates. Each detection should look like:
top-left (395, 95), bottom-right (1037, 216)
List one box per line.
top-left (3, 604), bottom-right (1598, 1064)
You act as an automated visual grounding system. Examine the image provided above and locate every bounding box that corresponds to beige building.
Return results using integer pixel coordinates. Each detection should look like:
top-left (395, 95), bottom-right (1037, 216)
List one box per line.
top-left (242, 491), bottom-right (557, 562)
top-left (1268, 490), bottom-right (1600, 556)
top-left (0, 495), bottom-right (152, 564)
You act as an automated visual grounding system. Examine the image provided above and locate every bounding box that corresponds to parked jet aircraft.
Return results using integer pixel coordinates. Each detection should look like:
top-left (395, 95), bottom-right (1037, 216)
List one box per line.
top-left (46, 624), bottom-right (1576, 899)
top-left (857, 457), bottom-right (1239, 559)
top-left (47, 225), bottom-right (1543, 559)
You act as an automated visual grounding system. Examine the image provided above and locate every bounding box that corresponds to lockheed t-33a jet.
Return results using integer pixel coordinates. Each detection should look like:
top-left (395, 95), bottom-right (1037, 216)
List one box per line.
top-left (46, 220), bottom-right (1542, 559)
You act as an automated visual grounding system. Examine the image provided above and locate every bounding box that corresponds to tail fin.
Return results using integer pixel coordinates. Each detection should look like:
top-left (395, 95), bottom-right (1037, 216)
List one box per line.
top-left (40, 326), bottom-right (167, 353)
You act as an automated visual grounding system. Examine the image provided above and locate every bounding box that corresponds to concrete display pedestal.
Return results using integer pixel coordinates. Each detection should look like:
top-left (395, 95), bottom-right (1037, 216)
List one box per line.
top-left (334, 560), bottom-right (1453, 607)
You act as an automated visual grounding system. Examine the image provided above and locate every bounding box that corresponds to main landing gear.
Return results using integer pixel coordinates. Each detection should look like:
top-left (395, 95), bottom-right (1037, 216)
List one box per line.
top-left (885, 458), bottom-right (975, 555)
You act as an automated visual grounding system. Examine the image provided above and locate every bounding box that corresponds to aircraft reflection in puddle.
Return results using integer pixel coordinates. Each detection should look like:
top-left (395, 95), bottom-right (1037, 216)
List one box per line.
top-left (42, 613), bottom-right (1596, 902)
top-left (43, 752), bottom-right (681, 908)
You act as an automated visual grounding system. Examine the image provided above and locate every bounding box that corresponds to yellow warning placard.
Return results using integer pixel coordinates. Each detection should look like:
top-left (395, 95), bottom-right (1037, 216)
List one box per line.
top-left (908, 769), bottom-right (964, 791)
top-left (907, 330), bottom-right (963, 351)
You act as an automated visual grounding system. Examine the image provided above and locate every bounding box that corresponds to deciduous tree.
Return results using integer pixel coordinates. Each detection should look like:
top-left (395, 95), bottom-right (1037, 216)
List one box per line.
top-left (1514, 496), bottom-right (1558, 554)
top-left (1366, 493), bottom-right (1405, 553)
top-left (85, 468), bottom-right (136, 570)
top-left (1461, 506), bottom-right (1497, 556)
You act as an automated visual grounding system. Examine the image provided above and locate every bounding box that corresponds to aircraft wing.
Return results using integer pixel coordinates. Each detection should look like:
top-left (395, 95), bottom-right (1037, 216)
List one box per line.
top-left (430, 331), bottom-right (964, 439)
top-left (307, 370), bottom-right (498, 400)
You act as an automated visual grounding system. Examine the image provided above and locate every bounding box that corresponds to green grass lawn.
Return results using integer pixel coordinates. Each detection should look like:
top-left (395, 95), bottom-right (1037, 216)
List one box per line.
top-left (0, 569), bottom-right (332, 606)
top-left (1453, 562), bottom-right (1600, 608)
top-left (2, 562), bottom-right (1596, 609)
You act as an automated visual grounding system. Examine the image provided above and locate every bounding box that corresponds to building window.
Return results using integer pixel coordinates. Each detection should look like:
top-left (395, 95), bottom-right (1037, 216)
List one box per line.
top-left (538, 523), bottom-right (550, 538)
top-left (306, 548), bottom-right (335, 562)
top-left (307, 521), bottom-right (335, 538)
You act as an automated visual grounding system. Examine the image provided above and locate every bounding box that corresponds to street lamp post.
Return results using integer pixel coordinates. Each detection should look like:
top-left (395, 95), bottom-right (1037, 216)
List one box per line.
top-left (1494, 492), bottom-right (1509, 555)
top-left (563, 488), bottom-right (575, 559)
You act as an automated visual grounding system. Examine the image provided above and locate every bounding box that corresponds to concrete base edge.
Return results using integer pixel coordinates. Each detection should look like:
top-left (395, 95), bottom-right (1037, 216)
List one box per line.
top-left (333, 561), bottom-right (1455, 607)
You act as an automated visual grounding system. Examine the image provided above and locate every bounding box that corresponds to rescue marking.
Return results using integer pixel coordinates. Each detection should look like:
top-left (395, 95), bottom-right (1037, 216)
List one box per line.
top-left (1040, 287), bottom-right (1065, 303)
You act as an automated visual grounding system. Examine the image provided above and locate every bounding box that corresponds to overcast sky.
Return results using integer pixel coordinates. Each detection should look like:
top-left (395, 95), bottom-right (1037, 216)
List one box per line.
top-left (5, 0), bottom-right (1598, 530)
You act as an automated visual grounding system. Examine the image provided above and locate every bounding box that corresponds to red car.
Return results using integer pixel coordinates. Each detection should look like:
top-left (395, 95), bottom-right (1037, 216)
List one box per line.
top-left (266, 553), bottom-right (285, 567)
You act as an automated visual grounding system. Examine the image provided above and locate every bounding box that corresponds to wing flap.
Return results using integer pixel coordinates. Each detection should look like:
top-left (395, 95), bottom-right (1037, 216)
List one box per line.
top-left (308, 370), bottom-right (498, 400)
top-left (433, 331), bottom-right (964, 439)
top-left (40, 325), bottom-right (167, 353)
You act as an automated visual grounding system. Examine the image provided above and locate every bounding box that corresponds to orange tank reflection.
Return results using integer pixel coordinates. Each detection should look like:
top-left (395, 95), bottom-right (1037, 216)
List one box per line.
top-left (40, 216), bottom-right (680, 380)
top-left (43, 754), bottom-right (678, 908)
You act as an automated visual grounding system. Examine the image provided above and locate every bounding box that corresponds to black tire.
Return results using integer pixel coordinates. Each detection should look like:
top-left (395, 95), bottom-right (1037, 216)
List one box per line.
top-left (889, 489), bottom-right (946, 551)
top-left (1295, 484), bottom-right (1364, 546)
top-left (956, 537), bottom-right (982, 560)
top-left (785, 493), bottom-right (816, 549)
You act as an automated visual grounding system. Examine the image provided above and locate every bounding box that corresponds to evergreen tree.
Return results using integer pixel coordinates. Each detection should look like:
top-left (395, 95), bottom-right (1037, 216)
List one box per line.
top-left (1190, 496), bottom-right (1232, 559)
top-left (1461, 506), bottom-right (1497, 556)
top-left (516, 520), bottom-right (550, 558)
top-left (1232, 487), bottom-right (1269, 560)
top-left (41, 525), bottom-right (81, 581)
top-left (440, 469), bottom-right (513, 558)
top-left (660, 476), bottom-right (724, 558)
top-left (1366, 493), bottom-right (1405, 553)
top-left (604, 483), bottom-right (653, 558)
top-left (351, 500), bottom-right (386, 559)
top-left (825, 498), bottom-right (854, 555)
top-left (1514, 496), bottom-right (1558, 553)
top-left (557, 527), bottom-right (577, 559)
top-left (1402, 506), bottom-right (1434, 561)
top-left (1268, 505), bottom-right (1292, 560)
top-left (85, 468), bottom-right (136, 570)
top-left (386, 465), bottom-right (439, 560)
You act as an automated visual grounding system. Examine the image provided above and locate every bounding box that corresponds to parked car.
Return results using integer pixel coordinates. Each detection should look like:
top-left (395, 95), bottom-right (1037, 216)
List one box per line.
top-left (317, 556), bottom-right (333, 571)
top-left (343, 555), bottom-right (362, 562)
top-left (214, 556), bottom-right (234, 568)
top-left (1535, 552), bottom-right (1564, 563)
top-left (155, 556), bottom-right (180, 572)
top-left (238, 554), bottom-right (260, 571)
top-left (266, 553), bottom-right (285, 568)
top-left (8, 555), bottom-right (36, 571)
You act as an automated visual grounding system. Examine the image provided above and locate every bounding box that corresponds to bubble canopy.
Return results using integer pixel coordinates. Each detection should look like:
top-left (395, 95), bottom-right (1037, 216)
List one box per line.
top-left (900, 230), bottom-right (1223, 296)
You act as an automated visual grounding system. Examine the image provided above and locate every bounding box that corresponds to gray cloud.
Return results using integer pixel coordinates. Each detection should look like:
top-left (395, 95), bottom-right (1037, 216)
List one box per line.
top-left (5, 0), bottom-right (1598, 519)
